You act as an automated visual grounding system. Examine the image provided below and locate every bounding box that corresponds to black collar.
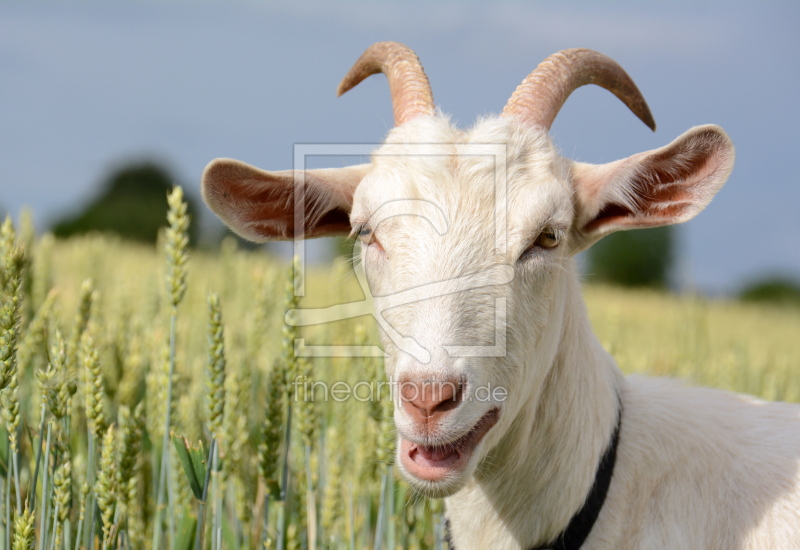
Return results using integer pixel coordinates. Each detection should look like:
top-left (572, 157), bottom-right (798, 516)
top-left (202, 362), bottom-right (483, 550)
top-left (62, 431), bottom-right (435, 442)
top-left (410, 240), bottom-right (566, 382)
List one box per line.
top-left (444, 404), bottom-right (622, 550)
top-left (530, 404), bottom-right (622, 550)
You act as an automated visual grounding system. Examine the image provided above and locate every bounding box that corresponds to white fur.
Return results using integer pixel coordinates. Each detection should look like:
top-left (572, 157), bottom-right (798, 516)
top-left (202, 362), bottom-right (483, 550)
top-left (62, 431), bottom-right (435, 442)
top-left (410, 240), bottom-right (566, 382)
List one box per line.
top-left (203, 103), bottom-right (797, 549)
top-left (348, 116), bottom-right (800, 549)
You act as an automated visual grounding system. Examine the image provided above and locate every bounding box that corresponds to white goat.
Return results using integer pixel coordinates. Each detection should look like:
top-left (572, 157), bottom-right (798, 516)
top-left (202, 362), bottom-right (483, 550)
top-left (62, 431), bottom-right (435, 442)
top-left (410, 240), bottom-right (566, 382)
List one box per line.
top-left (202, 42), bottom-right (800, 549)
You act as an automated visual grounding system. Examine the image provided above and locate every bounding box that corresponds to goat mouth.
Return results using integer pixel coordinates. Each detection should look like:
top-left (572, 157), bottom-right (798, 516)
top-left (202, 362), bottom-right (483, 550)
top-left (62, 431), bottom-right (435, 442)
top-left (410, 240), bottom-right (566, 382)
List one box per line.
top-left (401, 408), bottom-right (500, 482)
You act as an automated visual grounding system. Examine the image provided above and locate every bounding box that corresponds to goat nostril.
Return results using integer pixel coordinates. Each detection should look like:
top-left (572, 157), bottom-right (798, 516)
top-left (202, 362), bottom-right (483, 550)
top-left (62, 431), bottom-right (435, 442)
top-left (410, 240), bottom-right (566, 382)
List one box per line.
top-left (399, 377), bottom-right (464, 422)
top-left (435, 382), bottom-right (463, 414)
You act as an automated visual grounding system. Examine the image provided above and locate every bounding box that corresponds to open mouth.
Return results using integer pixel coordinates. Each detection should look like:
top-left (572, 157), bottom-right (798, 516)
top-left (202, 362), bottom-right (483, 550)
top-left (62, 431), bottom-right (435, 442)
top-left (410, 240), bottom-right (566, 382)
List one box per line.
top-left (400, 408), bottom-right (500, 482)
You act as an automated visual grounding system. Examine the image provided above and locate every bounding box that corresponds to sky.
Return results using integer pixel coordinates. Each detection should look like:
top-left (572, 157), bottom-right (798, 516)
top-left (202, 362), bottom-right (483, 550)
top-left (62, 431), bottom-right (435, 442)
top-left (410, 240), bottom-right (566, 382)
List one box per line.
top-left (0, 1), bottom-right (798, 294)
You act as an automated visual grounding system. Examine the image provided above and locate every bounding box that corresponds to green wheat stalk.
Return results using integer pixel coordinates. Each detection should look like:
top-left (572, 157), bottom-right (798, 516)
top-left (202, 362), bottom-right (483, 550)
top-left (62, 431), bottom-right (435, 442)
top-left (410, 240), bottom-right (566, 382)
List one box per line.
top-left (82, 332), bottom-right (105, 550)
top-left (295, 357), bottom-right (318, 550)
top-left (258, 359), bottom-right (285, 546)
top-left (277, 258), bottom-right (301, 550)
top-left (67, 280), bottom-right (94, 379)
top-left (1, 242), bottom-right (25, 516)
top-left (0, 216), bottom-right (16, 289)
top-left (12, 508), bottom-right (34, 550)
top-left (205, 293), bottom-right (226, 550)
top-left (34, 363), bottom-right (55, 550)
top-left (321, 428), bottom-right (344, 550)
top-left (153, 186), bottom-right (190, 550)
top-left (117, 404), bottom-right (143, 529)
top-left (95, 425), bottom-right (118, 549)
top-left (51, 460), bottom-right (71, 550)
top-left (373, 374), bottom-right (395, 550)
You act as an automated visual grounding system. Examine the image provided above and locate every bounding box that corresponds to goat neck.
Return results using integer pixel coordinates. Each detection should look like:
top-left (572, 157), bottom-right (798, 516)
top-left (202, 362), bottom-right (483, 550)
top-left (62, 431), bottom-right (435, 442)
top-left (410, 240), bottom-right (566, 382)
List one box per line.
top-left (446, 267), bottom-right (623, 549)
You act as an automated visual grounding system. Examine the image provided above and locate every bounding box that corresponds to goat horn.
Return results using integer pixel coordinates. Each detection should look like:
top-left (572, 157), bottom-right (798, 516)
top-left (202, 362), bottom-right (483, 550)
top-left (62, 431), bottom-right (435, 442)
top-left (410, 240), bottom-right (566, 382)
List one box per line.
top-left (337, 41), bottom-right (435, 126)
top-left (502, 48), bottom-right (656, 132)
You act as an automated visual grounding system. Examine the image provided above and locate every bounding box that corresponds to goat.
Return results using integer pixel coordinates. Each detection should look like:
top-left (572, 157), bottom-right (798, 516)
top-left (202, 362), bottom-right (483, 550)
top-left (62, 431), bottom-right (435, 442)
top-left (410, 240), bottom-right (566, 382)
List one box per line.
top-left (201, 42), bottom-right (800, 549)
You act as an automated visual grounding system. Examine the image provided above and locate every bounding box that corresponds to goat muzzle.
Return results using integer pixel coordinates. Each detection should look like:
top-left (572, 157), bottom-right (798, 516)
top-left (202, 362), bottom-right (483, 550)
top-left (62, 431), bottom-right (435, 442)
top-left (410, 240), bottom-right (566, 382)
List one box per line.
top-left (399, 375), bottom-right (464, 431)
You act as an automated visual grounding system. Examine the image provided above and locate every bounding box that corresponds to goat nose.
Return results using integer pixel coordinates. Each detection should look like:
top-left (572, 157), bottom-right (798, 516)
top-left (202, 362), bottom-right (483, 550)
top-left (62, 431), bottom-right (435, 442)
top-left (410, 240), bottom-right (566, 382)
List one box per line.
top-left (399, 376), bottom-right (463, 426)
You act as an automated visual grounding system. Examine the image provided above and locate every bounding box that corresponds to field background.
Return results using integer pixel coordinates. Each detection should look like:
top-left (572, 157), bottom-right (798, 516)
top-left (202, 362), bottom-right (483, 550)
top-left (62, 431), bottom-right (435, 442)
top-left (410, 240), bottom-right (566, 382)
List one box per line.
top-left (1, 3), bottom-right (798, 548)
top-left (1, 214), bottom-right (798, 549)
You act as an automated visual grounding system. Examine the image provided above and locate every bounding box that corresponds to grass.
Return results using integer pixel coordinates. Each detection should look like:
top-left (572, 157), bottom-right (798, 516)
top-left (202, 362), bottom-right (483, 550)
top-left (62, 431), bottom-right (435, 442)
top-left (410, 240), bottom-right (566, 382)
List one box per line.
top-left (0, 190), bottom-right (797, 549)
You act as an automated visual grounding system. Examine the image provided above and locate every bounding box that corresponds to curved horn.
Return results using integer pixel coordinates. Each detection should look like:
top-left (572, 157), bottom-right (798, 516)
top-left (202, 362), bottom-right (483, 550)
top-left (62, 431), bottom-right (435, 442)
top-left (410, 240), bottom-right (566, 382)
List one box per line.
top-left (337, 41), bottom-right (435, 126)
top-left (502, 48), bottom-right (656, 132)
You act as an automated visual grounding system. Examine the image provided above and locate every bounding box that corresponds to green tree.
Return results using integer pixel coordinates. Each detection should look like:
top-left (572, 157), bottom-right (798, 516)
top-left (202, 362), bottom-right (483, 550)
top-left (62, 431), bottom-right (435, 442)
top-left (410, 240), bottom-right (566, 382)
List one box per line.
top-left (52, 161), bottom-right (199, 244)
top-left (739, 276), bottom-right (800, 307)
top-left (586, 226), bottom-right (674, 288)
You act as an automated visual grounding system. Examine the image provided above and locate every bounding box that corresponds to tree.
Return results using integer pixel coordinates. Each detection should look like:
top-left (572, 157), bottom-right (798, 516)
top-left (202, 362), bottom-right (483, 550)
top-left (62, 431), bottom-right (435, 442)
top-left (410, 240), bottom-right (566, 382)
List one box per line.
top-left (739, 276), bottom-right (800, 307)
top-left (52, 161), bottom-right (199, 244)
top-left (586, 226), bottom-right (674, 288)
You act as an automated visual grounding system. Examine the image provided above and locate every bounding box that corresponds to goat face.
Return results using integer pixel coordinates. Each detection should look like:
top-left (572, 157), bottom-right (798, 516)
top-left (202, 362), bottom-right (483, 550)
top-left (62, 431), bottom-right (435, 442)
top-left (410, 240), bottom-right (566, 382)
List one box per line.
top-left (348, 117), bottom-right (576, 496)
top-left (201, 42), bottom-right (734, 498)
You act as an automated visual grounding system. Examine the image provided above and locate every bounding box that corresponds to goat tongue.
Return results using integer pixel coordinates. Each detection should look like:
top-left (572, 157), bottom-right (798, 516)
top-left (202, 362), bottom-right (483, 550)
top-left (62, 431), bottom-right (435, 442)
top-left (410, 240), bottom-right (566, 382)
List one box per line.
top-left (415, 445), bottom-right (459, 466)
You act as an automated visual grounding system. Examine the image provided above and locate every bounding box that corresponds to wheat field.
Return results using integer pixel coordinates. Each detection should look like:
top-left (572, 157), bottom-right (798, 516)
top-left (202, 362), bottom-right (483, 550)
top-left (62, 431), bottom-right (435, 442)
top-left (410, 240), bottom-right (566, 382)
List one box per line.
top-left (0, 189), bottom-right (797, 549)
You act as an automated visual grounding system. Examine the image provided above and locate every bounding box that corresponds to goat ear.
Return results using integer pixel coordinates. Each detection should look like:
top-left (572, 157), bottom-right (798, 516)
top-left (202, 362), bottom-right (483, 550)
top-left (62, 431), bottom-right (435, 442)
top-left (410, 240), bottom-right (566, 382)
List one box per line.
top-left (201, 158), bottom-right (370, 242)
top-left (571, 124), bottom-right (734, 250)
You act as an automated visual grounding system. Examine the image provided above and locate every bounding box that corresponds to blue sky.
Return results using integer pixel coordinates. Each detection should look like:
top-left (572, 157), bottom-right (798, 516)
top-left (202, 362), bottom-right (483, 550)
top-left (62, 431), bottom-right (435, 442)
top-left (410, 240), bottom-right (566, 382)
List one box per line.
top-left (0, 2), bottom-right (797, 293)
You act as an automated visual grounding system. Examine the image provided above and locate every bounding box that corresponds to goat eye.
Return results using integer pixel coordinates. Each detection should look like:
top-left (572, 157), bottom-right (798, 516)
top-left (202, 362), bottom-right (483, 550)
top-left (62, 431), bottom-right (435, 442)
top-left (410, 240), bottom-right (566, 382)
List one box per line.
top-left (519, 230), bottom-right (560, 261)
top-left (536, 231), bottom-right (559, 249)
top-left (356, 226), bottom-right (374, 245)
top-left (357, 227), bottom-right (385, 254)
